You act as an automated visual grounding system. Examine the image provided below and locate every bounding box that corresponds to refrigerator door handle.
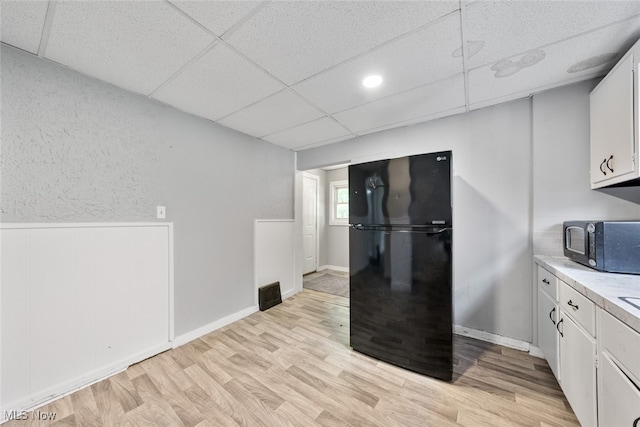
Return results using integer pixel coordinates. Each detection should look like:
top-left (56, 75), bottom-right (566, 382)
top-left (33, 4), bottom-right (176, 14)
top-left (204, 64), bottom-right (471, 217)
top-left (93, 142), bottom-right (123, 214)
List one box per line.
top-left (382, 228), bottom-right (449, 234)
top-left (350, 224), bottom-right (450, 234)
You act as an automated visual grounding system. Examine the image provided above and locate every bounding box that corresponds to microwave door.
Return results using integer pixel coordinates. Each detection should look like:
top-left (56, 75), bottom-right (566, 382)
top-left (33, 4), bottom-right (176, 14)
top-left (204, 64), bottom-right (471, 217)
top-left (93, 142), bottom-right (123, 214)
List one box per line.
top-left (565, 226), bottom-right (586, 255)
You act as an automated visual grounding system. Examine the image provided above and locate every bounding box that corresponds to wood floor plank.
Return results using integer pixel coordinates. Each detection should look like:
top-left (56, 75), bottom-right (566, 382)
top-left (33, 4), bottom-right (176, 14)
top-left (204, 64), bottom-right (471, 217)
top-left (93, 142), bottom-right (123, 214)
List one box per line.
top-left (123, 398), bottom-right (184, 427)
top-left (91, 380), bottom-right (125, 425)
top-left (260, 367), bottom-right (325, 420)
top-left (284, 365), bottom-right (386, 426)
top-left (274, 401), bottom-right (320, 427)
top-left (374, 395), bottom-right (460, 427)
top-left (222, 379), bottom-right (281, 426)
top-left (232, 373), bottom-right (285, 412)
top-left (109, 371), bottom-right (144, 413)
top-left (8, 290), bottom-right (579, 427)
top-left (48, 396), bottom-right (74, 423)
top-left (69, 386), bottom-right (103, 427)
top-left (183, 364), bottom-right (257, 427)
top-left (131, 373), bottom-right (164, 402)
top-left (182, 385), bottom-right (238, 427)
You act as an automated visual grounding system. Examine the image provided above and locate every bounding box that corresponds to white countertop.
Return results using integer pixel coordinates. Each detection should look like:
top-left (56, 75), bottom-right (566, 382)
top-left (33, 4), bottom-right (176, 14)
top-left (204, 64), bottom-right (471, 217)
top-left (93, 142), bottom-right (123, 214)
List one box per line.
top-left (535, 255), bottom-right (640, 334)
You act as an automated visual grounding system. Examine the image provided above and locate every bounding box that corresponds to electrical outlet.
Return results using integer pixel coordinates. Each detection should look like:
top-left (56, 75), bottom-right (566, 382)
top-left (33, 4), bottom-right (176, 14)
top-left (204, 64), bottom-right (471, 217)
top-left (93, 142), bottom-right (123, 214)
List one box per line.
top-left (156, 206), bottom-right (166, 219)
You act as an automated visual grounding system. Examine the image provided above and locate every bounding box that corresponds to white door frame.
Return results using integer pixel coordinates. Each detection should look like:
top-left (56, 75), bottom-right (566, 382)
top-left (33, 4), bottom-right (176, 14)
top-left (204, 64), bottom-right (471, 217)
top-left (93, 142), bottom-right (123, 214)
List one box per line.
top-left (302, 172), bottom-right (320, 274)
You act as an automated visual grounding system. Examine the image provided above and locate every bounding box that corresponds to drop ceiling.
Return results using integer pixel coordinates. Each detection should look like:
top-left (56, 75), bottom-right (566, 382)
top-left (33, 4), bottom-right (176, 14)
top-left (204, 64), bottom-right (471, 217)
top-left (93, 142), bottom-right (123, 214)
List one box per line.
top-left (2, 1), bottom-right (640, 151)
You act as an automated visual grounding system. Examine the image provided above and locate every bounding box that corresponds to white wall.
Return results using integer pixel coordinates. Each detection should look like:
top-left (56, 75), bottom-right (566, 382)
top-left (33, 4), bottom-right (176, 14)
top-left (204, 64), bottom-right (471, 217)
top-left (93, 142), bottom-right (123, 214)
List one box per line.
top-left (1, 45), bottom-right (295, 337)
top-left (325, 168), bottom-right (349, 269)
top-left (298, 80), bottom-right (640, 344)
top-left (298, 98), bottom-right (534, 342)
top-left (532, 80), bottom-right (640, 256)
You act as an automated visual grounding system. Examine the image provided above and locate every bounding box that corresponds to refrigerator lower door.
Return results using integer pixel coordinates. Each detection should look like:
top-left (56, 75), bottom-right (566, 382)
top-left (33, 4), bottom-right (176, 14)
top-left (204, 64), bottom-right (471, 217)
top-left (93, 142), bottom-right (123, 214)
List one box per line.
top-left (349, 227), bottom-right (453, 381)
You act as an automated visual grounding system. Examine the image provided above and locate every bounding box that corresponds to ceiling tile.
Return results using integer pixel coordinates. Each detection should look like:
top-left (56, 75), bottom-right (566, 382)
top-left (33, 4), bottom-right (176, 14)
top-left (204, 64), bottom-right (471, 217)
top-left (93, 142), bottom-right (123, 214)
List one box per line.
top-left (292, 13), bottom-right (463, 114)
top-left (217, 89), bottom-right (324, 138)
top-left (300, 135), bottom-right (356, 151)
top-left (44, 0), bottom-right (215, 95)
top-left (225, 1), bottom-right (459, 85)
top-left (168, 0), bottom-right (262, 37)
top-left (468, 16), bottom-right (640, 106)
top-left (152, 43), bottom-right (285, 122)
top-left (263, 117), bottom-right (353, 149)
top-left (0, 0), bottom-right (48, 54)
top-left (333, 74), bottom-right (466, 134)
top-left (357, 106), bottom-right (467, 137)
top-left (465, 0), bottom-right (640, 69)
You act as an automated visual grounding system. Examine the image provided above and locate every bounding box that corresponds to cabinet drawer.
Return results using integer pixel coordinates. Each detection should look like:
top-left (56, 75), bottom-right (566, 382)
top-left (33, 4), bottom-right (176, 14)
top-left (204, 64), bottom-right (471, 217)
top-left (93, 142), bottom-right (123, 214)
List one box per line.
top-left (537, 266), bottom-right (558, 300)
top-left (600, 309), bottom-right (640, 381)
top-left (559, 283), bottom-right (595, 336)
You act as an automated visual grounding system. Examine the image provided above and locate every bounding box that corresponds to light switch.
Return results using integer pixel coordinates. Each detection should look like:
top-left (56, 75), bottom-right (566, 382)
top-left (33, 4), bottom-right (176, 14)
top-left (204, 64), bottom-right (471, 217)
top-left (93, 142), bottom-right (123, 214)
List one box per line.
top-left (157, 206), bottom-right (166, 219)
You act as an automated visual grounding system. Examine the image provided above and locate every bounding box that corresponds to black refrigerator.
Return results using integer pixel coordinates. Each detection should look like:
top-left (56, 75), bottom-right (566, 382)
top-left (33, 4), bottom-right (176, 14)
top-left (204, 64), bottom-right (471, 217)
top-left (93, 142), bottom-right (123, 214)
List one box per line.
top-left (349, 151), bottom-right (453, 381)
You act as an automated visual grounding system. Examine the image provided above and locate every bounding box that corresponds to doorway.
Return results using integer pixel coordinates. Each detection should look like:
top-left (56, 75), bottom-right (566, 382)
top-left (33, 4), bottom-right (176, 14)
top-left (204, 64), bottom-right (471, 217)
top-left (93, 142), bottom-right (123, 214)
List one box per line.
top-left (302, 173), bottom-right (319, 274)
top-left (300, 166), bottom-right (351, 298)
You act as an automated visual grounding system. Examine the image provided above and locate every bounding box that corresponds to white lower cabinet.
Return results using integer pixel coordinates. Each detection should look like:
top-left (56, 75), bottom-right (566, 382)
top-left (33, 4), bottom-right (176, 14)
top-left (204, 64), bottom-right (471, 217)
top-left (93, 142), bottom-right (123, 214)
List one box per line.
top-left (558, 312), bottom-right (597, 427)
top-left (537, 286), bottom-right (559, 379)
top-left (598, 309), bottom-right (640, 427)
top-left (557, 278), bottom-right (598, 427)
top-left (598, 353), bottom-right (640, 427)
top-left (536, 260), bottom-right (640, 427)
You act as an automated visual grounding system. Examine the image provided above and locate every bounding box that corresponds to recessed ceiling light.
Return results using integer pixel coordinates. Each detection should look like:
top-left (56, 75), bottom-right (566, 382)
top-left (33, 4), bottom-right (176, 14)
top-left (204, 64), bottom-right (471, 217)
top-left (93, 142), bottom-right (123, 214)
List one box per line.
top-left (362, 75), bottom-right (383, 88)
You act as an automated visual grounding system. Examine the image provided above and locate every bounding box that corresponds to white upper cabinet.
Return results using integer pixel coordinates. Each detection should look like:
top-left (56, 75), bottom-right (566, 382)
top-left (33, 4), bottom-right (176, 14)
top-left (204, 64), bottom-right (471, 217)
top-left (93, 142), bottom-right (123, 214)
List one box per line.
top-left (590, 40), bottom-right (639, 188)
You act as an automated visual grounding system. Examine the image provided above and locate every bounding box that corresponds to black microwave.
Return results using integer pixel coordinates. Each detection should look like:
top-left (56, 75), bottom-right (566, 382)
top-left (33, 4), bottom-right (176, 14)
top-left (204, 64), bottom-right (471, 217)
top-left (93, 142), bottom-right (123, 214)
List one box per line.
top-left (563, 221), bottom-right (640, 274)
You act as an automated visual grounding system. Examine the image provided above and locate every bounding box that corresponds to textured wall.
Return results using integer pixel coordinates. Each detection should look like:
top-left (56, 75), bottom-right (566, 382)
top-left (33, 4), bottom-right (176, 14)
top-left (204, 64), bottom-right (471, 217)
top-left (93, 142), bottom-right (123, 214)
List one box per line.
top-left (1, 45), bottom-right (295, 336)
top-left (1, 48), bottom-right (163, 221)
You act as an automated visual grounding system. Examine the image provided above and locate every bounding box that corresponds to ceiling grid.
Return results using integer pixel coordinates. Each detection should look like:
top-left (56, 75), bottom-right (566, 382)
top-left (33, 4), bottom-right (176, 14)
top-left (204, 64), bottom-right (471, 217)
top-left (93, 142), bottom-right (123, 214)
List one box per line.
top-left (2, 0), bottom-right (639, 150)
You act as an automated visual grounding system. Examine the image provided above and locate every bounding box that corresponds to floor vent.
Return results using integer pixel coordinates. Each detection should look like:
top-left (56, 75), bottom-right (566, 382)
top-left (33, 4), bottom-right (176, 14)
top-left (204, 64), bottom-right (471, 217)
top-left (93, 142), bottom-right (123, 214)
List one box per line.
top-left (258, 282), bottom-right (282, 311)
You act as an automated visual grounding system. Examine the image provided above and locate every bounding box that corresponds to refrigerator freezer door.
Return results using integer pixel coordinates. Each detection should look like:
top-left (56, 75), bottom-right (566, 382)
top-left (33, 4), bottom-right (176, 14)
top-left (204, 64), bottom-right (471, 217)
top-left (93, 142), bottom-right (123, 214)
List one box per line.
top-left (349, 227), bottom-right (453, 381)
top-left (349, 151), bottom-right (452, 227)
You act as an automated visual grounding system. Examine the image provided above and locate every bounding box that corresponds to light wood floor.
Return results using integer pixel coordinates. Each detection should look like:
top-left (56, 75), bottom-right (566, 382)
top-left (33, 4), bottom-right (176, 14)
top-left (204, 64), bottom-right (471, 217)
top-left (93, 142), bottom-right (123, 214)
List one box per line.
top-left (6, 289), bottom-right (579, 426)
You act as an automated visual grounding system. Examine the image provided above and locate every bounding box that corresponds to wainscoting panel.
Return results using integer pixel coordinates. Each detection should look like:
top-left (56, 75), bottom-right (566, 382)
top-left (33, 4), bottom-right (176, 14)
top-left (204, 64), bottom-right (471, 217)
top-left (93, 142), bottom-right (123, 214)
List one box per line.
top-left (0, 223), bottom-right (173, 415)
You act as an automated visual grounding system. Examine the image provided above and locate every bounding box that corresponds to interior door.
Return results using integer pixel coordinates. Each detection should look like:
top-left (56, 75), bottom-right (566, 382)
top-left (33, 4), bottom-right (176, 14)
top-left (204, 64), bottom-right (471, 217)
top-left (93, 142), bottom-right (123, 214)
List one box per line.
top-left (303, 174), bottom-right (318, 274)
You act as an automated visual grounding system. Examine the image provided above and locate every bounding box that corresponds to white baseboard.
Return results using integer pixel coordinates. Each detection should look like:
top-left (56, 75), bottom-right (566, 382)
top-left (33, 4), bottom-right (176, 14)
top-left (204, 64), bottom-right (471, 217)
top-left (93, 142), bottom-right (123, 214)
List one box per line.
top-left (454, 325), bottom-right (543, 358)
top-left (1, 342), bottom-right (170, 422)
top-left (172, 305), bottom-right (259, 348)
top-left (528, 345), bottom-right (545, 359)
top-left (318, 265), bottom-right (349, 273)
top-left (1, 365), bottom-right (127, 423)
top-left (281, 288), bottom-right (298, 300)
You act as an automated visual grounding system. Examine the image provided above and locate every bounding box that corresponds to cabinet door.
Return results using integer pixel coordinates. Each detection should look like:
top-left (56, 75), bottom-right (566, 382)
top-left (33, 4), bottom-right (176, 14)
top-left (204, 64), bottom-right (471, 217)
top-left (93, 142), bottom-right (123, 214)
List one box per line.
top-left (537, 287), bottom-right (559, 380)
top-left (598, 352), bottom-right (640, 427)
top-left (590, 52), bottom-right (636, 188)
top-left (558, 314), bottom-right (597, 427)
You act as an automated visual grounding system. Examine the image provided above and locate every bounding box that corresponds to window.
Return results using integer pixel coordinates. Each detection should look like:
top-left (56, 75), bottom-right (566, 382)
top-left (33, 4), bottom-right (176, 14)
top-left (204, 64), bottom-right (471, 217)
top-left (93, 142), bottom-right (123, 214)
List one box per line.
top-left (330, 180), bottom-right (349, 226)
